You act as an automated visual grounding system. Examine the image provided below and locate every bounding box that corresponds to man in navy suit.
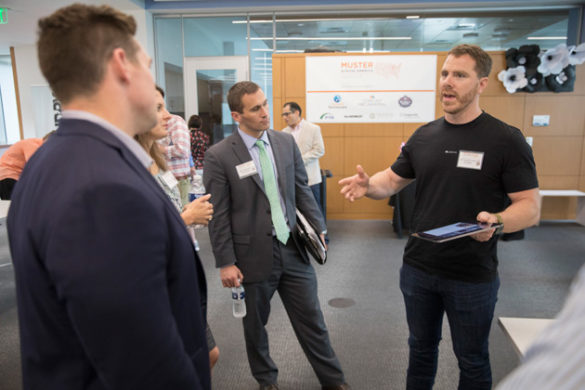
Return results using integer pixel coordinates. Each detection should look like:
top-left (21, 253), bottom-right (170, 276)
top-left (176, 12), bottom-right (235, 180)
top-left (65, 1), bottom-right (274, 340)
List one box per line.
top-left (7, 4), bottom-right (210, 389)
top-left (203, 81), bottom-right (350, 390)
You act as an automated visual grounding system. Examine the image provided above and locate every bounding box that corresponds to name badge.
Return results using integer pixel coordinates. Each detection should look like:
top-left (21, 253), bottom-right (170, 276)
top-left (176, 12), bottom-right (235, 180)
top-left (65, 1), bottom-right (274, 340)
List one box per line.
top-left (457, 150), bottom-right (484, 170)
top-left (236, 160), bottom-right (258, 179)
top-left (161, 170), bottom-right (178, 188)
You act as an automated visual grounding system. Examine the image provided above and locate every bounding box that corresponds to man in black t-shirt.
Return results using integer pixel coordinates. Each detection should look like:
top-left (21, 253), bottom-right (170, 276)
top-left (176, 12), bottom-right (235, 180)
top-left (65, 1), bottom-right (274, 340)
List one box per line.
top-left (339, 44), bottom-right (540, 390)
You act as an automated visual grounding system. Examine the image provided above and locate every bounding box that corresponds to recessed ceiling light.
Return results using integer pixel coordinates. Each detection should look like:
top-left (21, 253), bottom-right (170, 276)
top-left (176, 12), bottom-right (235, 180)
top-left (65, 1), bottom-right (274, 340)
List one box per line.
top-left (527, 36), bottom-right (567, 40)
top-left (406, 15), bottom-right (420, 19)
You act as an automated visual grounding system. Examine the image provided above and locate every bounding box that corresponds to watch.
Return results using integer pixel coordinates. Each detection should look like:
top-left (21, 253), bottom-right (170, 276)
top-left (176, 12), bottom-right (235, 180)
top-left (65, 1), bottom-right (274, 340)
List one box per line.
top-left (494, 213), bottom-right (504, 235)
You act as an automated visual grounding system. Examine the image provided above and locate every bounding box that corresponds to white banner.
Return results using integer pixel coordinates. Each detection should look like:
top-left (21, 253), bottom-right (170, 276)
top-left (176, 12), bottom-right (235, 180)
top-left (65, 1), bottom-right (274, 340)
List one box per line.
top-left (306, 55), bottom-right (437, 123)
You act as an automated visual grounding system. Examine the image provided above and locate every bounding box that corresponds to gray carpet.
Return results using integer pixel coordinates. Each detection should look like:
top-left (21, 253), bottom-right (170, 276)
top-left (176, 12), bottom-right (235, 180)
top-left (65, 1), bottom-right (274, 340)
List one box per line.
top-left (1, 220), bottom-right (584, 389)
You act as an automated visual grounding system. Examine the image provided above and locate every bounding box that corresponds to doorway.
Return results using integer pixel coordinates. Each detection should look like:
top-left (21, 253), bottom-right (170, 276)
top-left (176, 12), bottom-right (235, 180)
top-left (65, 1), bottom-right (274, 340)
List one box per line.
top-left (184, 56), bottom-right (248, 144)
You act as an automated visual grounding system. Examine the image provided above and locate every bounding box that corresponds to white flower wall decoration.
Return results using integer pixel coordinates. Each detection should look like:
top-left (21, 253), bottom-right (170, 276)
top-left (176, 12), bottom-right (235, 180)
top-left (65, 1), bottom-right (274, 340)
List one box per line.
top-left (498, 66), bottom-right (528, 93)
top-left (500, 43), bottom-right (580, 93)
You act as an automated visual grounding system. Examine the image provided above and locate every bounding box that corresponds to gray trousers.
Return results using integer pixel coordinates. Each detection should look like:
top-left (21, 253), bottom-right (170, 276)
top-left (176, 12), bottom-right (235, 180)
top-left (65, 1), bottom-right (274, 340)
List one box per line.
top-left (242, 237), bottom-right (345, 386)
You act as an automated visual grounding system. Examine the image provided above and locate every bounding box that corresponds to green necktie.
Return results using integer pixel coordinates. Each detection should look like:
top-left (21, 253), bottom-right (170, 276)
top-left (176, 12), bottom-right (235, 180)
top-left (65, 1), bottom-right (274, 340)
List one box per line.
top-left (255, 140), bottom-right (290, 244)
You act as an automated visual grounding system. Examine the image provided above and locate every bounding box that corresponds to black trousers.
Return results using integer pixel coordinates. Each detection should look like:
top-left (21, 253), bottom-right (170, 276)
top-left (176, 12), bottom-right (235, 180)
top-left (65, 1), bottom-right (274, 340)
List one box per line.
top-left (242, 237), bottom-right (345, 386)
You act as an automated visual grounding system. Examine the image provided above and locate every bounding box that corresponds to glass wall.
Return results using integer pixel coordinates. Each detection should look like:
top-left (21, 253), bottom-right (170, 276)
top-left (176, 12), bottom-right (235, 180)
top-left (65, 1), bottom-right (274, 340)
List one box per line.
top-left (154, 17), bottom-right (183, 115)
top-left (183, 16), bottom-right (248, 57)
top-left (153, 10), bottom-right (570, 137)
top-left (0, 55), bottom-right (18, 144)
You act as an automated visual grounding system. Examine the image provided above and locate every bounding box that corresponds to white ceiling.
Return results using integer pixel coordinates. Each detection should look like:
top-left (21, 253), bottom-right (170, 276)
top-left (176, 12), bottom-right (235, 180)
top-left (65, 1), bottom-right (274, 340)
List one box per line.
top-left (0, 0), bottom-right (579, 55)
top-left (0, 0), bottom-right (144, 54)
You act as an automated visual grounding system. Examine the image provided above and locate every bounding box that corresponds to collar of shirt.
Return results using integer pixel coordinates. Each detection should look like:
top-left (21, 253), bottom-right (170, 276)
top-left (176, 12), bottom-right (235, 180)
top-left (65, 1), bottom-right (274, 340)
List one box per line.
top-left (291, 119), bottom-right (303, 132)
top-left (237, 128), bottom-right (289, 228)
top-left (238, 127), bottom-right (270, 150)
top-left (61, 110), bottom-right (152, 169)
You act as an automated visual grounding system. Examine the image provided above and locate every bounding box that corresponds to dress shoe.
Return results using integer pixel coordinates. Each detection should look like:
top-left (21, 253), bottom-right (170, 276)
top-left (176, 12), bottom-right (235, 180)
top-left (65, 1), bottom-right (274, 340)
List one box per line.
top-left (259, 384), bottom-right (279, 390)
top-left (322, 384), bottom-right (351, 390)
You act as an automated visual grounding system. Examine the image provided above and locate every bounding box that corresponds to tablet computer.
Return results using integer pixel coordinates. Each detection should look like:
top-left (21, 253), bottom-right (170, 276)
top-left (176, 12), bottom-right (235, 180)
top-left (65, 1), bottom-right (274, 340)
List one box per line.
top-left (412, 222), bottom-right (502, 243)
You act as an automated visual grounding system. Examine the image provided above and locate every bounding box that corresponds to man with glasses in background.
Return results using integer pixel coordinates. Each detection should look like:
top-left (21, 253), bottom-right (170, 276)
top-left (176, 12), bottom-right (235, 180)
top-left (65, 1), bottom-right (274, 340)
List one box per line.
top-left (281, 102), bottom-right (326, 218)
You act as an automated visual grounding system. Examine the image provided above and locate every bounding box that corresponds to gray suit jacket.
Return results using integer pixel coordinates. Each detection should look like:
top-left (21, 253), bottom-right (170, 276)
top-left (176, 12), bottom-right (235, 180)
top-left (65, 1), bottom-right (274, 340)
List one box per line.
top-left (203, 129), bottom-right (325, 283)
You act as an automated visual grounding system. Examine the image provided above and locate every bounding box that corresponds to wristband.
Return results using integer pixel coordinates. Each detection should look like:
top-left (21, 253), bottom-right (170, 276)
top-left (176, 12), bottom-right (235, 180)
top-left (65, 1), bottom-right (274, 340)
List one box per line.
top-left (494, 213), bottom-right (504, 235)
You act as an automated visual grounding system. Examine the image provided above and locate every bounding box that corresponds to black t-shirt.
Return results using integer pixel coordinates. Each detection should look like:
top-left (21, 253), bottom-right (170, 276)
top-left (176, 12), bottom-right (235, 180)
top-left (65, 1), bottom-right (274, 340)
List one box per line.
top-left (391, 112), bottom-right (538, 282)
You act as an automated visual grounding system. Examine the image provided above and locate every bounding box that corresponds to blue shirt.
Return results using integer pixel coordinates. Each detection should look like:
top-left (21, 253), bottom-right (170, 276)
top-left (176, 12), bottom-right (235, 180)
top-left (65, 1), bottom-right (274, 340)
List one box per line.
top-left (238, 128), bottom-right (289, 229)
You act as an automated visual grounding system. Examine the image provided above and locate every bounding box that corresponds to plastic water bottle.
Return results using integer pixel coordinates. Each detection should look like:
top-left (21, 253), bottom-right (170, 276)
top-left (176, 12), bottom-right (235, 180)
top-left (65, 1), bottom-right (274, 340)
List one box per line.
top-left (231, 285), bottom-right (246, 318)
top-left (189, 171), bottom-right (205, 203)
top-left (188, 171), bottom-right (206, 232)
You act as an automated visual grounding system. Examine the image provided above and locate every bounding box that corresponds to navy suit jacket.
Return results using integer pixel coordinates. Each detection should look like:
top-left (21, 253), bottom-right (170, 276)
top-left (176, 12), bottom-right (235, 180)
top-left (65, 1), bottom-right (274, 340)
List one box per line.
top-left (7, 119), bottom-right (211, 390)
top-left (203, 129), bottom-right (325, 283)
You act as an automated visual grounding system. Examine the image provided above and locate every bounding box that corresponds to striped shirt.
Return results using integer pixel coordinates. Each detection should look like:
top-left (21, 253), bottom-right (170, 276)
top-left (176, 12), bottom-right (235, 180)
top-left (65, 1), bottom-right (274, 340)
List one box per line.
top-left (160, 115), bottom-right (191, 179)
top-left (496, 264), bottom-right (585, 390)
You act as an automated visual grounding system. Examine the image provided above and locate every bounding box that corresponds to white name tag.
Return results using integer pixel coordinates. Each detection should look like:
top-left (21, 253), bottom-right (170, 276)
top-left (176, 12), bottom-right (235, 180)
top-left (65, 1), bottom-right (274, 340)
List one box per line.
top-left (161, 170), bottom-right (178, 188)
top-left (236, 160), bottom-right (258, 179)
top-left (457, 150), bottom-right (484, 170)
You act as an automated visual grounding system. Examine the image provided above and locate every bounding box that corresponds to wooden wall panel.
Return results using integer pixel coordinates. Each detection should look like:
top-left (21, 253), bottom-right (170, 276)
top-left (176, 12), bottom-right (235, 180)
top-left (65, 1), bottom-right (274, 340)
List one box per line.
top-left (340, 196), bottom-right (393, 219)
top-left (532, 137), bottom-right (582, 176)
top-left (480, 96), bottom-right (525, 130)
top-left (345, 123), bottom-right (402, 137)
top-left (272, 97), bottom-right (282, 129)
top-left (523, 96), bottom-right (585, 136)
top-left (320, 123), bottom-right (344, 137)
top-left (581, 137), bottom-right (585, 183)
top-left (321, 137), bottom-right (345, 214)
top-left (283, 56), bottom-right (305, 97)
top-left (537, 175), bottom-right (580, 189)
top-left (540, 197), bottom-right (574, 220)
top-left (272, 56), bottom-right (282, 98)
top-left (320, 137), bottom-right (344, 182)
top-left (343, 137), bottom-right (403, 177)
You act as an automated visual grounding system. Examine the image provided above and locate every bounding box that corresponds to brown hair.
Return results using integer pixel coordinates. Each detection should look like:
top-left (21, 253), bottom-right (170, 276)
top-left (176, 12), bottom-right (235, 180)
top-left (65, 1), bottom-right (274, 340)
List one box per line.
top-left (134, 133), bottom-right (168, 171)
top-left (188, 115), bottom-right (202, 129)
top-left (134, 86), bottom-right (168, 171)
top-left (447, 44), bottom-right (492, 78)
top-left (37, 4), bottom-right (138, 104)
top-left (227, 81), bottom-right (260, 113)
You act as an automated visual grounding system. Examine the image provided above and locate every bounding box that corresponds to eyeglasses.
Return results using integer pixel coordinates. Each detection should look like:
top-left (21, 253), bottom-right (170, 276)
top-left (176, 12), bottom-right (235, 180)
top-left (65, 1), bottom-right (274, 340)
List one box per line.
top-left (281, 111), bottom-right (293, 117)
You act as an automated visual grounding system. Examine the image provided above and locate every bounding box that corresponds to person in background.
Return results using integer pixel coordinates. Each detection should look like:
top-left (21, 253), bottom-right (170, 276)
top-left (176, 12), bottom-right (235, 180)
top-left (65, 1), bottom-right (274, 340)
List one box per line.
top-left (189, 114), bottom-right (210, 170)
top-left (0, 131), bottom-right (53, 200)
top-left (7, 4), bottom-right (210, 389)
top-left (135, 85), bottom-right (219, 371)
top-left (281, 102), bottom-right (325, 217)
top-left (159, 114), bottom-right (191, 206)
top-left (339, 44), bottom-right (540, 389)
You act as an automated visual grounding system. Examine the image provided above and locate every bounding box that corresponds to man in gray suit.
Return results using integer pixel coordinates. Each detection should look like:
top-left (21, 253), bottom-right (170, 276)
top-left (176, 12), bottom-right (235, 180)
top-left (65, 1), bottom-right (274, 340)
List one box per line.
top-left (203, 81), bottom-right (349, 390)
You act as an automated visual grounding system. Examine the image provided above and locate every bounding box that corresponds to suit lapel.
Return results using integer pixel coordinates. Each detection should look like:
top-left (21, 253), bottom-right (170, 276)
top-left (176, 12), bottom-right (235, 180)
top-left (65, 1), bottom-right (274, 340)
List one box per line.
top-left (267, 130), bottom-right (287, 196)
top-left (231, 132), bottom-right (265, 194)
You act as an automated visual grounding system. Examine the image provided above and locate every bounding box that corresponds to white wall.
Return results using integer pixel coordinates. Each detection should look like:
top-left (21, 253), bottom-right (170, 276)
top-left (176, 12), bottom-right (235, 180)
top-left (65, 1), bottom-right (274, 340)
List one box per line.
top-left (13, 44), bottom-right (45, 139)
top-left (13, 7), bottom-right (152, 139)
top-left (0, 56), bottom-right (19, 144)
